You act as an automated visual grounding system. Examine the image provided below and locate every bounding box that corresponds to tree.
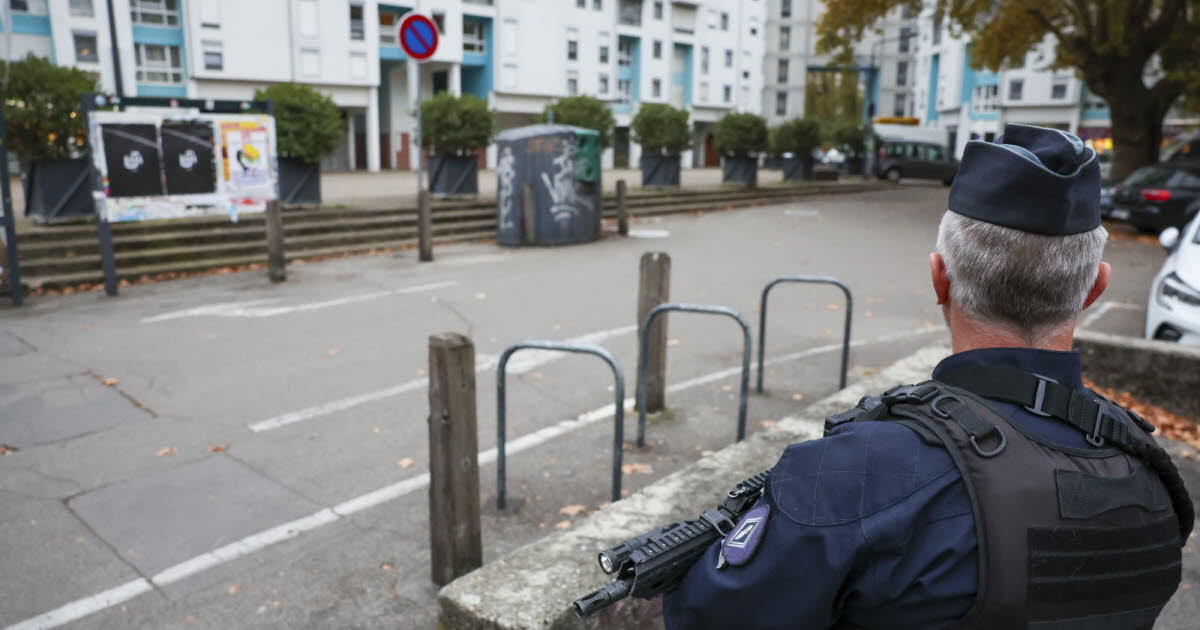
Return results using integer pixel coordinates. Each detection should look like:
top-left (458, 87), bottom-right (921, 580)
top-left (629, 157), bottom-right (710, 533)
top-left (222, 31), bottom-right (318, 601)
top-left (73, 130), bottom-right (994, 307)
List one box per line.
top-left (770, 118), bottom-right (822, 156)
top-left (1, 55), bottom-right (97, 160)
top-left (420, 92), bottom-right (494, 157)
top-left (539, 95), bottom-right (616, 147)
top-left (817, 0), bottom-right (1200, 180)
top-left (826, 118), bottom-right (867, 158)
top-left (254, 83), bottom-right (343, 164)
top-left (631, 103), bottom-right (691, 155)
top-left (713, 113), bottom-right (769, 157)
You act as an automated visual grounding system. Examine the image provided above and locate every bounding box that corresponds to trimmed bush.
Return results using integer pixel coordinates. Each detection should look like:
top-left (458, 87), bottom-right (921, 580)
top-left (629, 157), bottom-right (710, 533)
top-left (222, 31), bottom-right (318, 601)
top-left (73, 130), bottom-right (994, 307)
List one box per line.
top-left (2, 55), bottom-right (96, 160)
top-left (826, 118), bottom-right (867, 157)
top-left (770, 118), bottom-right (822, 156)
top-left (420, 92), bottom-right (494, 157)
top-left (713, 113), bottom-right (768, 157)
top-left (254, 83), bottom-right (343, 163)
top-left (539, 96), bottom-right (615, 147)
top-left (631, 103), bottom-right (691, 155)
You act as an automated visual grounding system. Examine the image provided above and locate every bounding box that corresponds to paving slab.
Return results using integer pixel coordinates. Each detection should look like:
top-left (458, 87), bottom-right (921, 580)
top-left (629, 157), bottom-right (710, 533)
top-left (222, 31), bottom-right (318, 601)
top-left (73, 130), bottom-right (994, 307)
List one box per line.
top-left (0, 373), bottom-right (152, 447)
top-left (0, 330), bottom-right (34, 357)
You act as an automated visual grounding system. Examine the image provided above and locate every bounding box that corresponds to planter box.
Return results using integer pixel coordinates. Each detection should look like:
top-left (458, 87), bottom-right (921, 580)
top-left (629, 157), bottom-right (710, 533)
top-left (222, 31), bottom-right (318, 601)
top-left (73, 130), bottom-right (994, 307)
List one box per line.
top-left (640, 154), bottom-right (681, 188)
top-left (429, 154), bottom-right (479, 197)
top-left (278, 157), bottom-right (321, 205)
top-left (782, 156), bottom-right (814, 182)
top-left (24, 158), bottom-right (93, 221)
top-left (722, 156), bottom-right (758, 187)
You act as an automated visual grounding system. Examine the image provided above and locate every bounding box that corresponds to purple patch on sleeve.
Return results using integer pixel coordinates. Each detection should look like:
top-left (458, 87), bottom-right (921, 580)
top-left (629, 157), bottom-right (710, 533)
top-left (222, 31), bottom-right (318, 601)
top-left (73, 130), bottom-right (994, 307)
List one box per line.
top-left (722, 504), bottom-right (769, 566)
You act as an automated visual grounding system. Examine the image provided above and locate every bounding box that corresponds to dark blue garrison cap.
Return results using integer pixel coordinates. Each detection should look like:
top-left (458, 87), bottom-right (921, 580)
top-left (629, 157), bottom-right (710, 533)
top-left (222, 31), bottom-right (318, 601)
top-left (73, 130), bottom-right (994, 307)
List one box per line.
top-left (948, 123), bottom-right (1101, 235)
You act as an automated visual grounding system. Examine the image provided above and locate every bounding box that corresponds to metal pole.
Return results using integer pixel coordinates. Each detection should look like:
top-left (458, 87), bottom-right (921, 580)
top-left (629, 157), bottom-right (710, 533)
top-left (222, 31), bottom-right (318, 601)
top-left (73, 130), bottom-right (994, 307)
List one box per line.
top-left (756, 276), bottom-right (853, 393)
top-left (0, 105), bottom-right (23, 306)
top-left (105, 0), bottom-right (125, 98)
top-left (414, 72), bottom-right (423, 192)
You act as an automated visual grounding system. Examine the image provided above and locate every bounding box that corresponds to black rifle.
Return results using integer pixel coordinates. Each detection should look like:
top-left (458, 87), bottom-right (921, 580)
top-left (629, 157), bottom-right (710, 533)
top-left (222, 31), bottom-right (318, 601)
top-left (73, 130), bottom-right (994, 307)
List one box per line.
top-left (573, 469), bottom-right (771, 618)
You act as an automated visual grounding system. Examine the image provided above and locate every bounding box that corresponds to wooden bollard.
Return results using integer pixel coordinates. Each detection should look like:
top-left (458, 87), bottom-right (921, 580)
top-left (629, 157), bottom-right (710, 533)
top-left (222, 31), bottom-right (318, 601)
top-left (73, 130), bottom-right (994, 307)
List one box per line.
top-left (265, 200), bottom-right (286, 283)
top-left (418, 190), bottom-right (434, 262)
top-left (636, 252), bottom-right (671, 413)
top-left (616, 179), bottom-right (629, 236)
top-left (427, 332), bottom-right (482, 586)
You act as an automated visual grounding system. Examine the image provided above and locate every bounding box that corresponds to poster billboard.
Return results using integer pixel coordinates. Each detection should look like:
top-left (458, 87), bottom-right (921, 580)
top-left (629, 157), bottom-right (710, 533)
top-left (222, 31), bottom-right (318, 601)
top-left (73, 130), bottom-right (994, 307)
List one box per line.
top-left (87, 110), bottom-right (277, 222)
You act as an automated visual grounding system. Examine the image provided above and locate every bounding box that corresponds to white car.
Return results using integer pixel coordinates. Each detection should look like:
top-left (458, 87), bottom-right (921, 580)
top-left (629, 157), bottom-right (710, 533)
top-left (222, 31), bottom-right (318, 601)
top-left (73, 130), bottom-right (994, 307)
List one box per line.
top-left (1145, 213), bottom-right (1200, 345)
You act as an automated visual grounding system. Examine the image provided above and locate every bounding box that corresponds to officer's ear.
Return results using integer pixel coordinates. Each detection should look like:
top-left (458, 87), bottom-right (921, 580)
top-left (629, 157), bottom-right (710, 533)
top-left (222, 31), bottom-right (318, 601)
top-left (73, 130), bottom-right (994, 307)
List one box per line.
top-left (1081, 262), bottom-right (1110, 310)
top-left (929, 252), bottom-right (950, 305)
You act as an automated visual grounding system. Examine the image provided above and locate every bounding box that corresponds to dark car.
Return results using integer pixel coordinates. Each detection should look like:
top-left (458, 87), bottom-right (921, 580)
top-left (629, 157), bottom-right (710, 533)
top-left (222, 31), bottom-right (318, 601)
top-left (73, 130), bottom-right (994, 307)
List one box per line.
top-left (1105, 162), bottom-right (1200, 233)
top-left (874, 140), bottom-right (958, 185)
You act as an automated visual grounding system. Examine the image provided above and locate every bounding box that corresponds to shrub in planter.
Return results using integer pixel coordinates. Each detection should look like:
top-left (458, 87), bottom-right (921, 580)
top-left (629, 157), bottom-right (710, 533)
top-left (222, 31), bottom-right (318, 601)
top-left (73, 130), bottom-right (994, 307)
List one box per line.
top-left (2, 55), bottom-right (97, 220)
top-left (632, 103), bottom-right (690, 188)
top-left (539, 95), bottom-right (615, 148)
top-left (770, 118), bottom-right (821, 181)
top-left (421, 93), bottom-right (494, 197)
top-left (254, 83), bottom-right (343, 204)
top-left (827, 118), bottom-right (867, 175)
top-left (714, 113), bottom-right (768, 187)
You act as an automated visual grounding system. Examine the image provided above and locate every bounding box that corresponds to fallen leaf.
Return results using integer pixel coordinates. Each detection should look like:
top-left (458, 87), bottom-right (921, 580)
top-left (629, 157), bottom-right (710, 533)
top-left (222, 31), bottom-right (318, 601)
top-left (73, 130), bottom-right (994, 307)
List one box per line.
top-left (101, 377), bottom-right (119, 387)
top-left (417, 369), bottom-right (427, 376)
top-left (826, 303), bottom-right (839, 310)
top-left (475, 292), bottom-right (487, 300)
top-left (758, 420), bottom-right (777, 429)
top-left (553, 323), bottom-right (562, 330)
top-left (621, 463), bottom-right (653, 475)
top-left (596, 502), bottom-right (611, 510)
top-left (701, 450), bottom-right (714, 456)
top-left (554, 520), bottom-right (572, 529)
top-left (396, 458), bottom-right (414, 468)
top-left (0, 444), bottom-right (15, 455)
top-left (559, 504), bottom-right (587, 517)
top-left (538, 522), bottom-right (546, 528)
top-left (155, 446), bottom-right (176, 457)
top-left (372, 427), bottom-right (381, 434)
top-left (721, 385), bottom-right (733, 392)
top-left (380, 562), bottom-right (394, 571)
top-left (530, 372), bottom-right (543, 380)
top-left (923, 321), bottom-right (937, 329)
top-left (865, 310), bottom-right (873, 318)
top-left (667, 338), bottom-right (681, 346)
top-left (327, 348), bottom-right (341, 356)
top-left (226, 584), bottom-right (239, 595)
top-left (186, 616), bottom-right (196, 624)
top-left (791, 393), bottom-right (804, 401)
top-left (620, 490), bottom-right (630, 497)
top-left (1084, 379), bottom-right (1200, 453)
top-left (209, 445), bottom-right (227, 453)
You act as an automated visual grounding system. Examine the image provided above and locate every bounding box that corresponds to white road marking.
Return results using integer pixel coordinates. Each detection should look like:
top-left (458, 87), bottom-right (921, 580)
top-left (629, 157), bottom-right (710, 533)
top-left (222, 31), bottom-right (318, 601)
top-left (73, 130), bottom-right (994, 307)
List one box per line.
top-left (784, 209), bottom-right (819, 217)
top-left (1080, 300), bottom-right (1144, 329)
top-left (628, 228), bottom-right (670, 239)
top-left (140, 281), bottom-right (458, 323)
top-left (10, 327), bottom-right (941, 630)
top-left (246, 325), bottom-right (636, 433)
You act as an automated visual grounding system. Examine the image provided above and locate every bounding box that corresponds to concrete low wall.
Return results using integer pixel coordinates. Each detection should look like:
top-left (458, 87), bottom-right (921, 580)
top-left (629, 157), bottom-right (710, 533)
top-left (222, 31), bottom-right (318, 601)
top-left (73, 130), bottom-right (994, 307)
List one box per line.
top-left (438, 345), bottom-right (950, 630)
top-left (1075, 330), bottom-right (1200, 418)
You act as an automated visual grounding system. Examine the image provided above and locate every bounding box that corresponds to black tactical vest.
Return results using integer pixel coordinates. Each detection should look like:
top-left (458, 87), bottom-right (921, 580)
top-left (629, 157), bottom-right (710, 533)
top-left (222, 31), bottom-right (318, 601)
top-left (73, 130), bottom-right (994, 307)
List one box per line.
top-left (826, 365), bottom-right (1193, 630)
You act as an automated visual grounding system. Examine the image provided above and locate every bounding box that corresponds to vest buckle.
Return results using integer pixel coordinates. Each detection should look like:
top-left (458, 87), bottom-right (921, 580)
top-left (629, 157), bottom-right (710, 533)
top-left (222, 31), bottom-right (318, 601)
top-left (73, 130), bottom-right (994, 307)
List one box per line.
top-left (1088, 405), bottom-right (1111, 447)
top-left (1023, 373), bottom-right (1058, 418)
top-left (882, 383), bottom-right (939, 405)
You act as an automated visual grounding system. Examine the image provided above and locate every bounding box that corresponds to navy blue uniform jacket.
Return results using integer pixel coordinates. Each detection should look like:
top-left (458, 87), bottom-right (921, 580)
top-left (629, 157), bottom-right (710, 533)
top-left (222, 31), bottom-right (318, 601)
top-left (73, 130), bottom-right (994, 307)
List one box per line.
top-left (663, 348), bottom-right (1106, 630)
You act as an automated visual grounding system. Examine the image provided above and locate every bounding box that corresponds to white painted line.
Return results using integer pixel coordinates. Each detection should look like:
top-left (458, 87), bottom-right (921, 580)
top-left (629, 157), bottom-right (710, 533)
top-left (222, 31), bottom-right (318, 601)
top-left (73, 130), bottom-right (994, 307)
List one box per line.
top-left (6, 579), bottom-right (153, 630)
top-left (784, 209), bottom-right (819, 217)
top-left (141, 281), bottom-right (458, 323)
top-left (246, 325), bottom-right (637, 433)
top-left (628, 228), bottom-right (670, 239)
top-left (10, 327), bottom-right (941, 630)
top-left (1080, 300), bottom-right (1144, 328)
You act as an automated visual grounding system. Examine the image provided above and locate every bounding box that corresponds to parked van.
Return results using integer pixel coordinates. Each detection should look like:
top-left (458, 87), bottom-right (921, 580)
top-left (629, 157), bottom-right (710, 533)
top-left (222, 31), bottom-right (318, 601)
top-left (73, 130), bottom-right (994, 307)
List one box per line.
top-left (875, 140), bottom-right (958, 185)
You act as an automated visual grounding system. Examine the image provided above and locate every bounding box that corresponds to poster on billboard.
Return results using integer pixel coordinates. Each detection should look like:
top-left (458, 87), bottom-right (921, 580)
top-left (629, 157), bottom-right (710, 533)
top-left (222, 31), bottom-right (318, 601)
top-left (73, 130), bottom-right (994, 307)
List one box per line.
top-left (87, 110), bottom-right (277, 222)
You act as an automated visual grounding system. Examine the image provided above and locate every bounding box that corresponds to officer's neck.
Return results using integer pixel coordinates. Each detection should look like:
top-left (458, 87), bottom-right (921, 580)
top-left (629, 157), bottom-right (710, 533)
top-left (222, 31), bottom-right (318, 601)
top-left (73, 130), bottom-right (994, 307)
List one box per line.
top-left (946, 306), bottom-right (1075, 354)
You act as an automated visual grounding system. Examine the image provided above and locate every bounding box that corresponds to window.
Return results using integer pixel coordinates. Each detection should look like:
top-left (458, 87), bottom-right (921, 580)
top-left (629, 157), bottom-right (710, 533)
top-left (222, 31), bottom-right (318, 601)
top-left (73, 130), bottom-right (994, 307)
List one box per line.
top-left (720, 12), bottom-right (728, 30)
top-left (204, 50), bottom-right (223, 71)
top-left (972, 84), bottom-right (999, 113)
top-left (896, 61), bottom-right (908, 86)
top-left (652, 78), bottom-right (662, 98)
top-left (700, 47), bottom-right (709, 74)
top-left (10, 0), bottom-right (47, 15)
top-left (724, 49), bottom-right (733, 68)
top-left (599, 73), bottom-right (609, 93)
top-left (932, 19), bottom-right (942, 45)
top-left (653, 40), bottom-right (662, 59)
top-left (781, 0), bottom-right (791, 18)
top-left (135, 43), bottom-right (182, 84)
top-left (130, 0), bottom-right (179, 26)
top-left (618, 38), bottom-right (633, 67)
top-left (699, 81), bottom-right (708, 102)
top-left (432, 11), bottom-right (445, 33)
top-left (619, 0), bottom-right (640, 25)
top-left (567, 40), bottom-right (578, 61)
top-left (1008, 78), bottom-right (1024, 101)
top-left (893, 92), bottom-right (907, 117)
top-left (1051, 77), bottom-right (1068, 100)
top-left (576, 0), bottom-right (584, 7)
top-left (618, 78), bottom-right (632, 104)
top-left (298, 0), bottom-right (318, 38)
top-left (654, 1), bottom-right (663, 19)
top-left (464, 21), bottom-right (486, 54)
top-left (567, 76), bottom-right (578, 95)
top-left (69, 0), bottom-right (93, 17)
top-left (898, 27), bottom-right (913, 53)
top-left (779, 26), bottom-right (790, 51)
top-left (593, 0), bottom-right (602, 9)
top-left (777, 59), bottom-right (788, 83)
top-left (723, 84), bottom-right (731, 103)
top-left (300, 48), bottom-right (320, 77)
top-left (349, 3), bottom-right (364, 41)
top-left (599, 45), bottom-right (609, 63)
top-left (73, 33), bottom-right (98, 63)
top-left (503, 18), bottom-right (518, 56)
top-left (379, 12), bottom-right (398, 45)
top-left (350, 51), bottom-right (366, 78)
top-left (503, 63), bottom-right (517, 89)
top-left (775, 91), bottom-right (787, 116)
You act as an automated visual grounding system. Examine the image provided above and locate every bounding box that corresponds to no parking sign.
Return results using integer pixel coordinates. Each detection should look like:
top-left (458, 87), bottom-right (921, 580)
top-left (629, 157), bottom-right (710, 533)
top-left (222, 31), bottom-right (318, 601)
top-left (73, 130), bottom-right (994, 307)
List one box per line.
top-left (399, 14), bottom-right (439, 60)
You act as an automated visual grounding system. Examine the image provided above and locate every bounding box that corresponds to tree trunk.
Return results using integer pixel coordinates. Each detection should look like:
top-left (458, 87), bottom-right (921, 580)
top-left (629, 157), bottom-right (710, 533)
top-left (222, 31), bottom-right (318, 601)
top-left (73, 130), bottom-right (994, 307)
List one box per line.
top-left (1107, 91), bottom-right (1166, 182)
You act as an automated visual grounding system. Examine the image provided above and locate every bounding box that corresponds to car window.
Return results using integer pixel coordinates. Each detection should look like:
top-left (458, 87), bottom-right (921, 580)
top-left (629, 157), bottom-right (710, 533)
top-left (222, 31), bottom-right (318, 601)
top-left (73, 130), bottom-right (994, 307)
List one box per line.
top-left (1174, 170), bottom-right (1200, 188)
top-left (927, 145), bottom-right (947, 161)
top-left (1122, 166), bottom-right (1174, 188)
top-left (909, 144), bottom-right (921, 159)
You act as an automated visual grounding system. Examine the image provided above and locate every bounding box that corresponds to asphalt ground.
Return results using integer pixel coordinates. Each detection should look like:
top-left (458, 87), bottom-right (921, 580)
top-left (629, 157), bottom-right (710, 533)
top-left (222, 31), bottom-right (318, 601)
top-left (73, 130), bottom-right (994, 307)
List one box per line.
top-left (1, 183), bottom-right (1194, 629)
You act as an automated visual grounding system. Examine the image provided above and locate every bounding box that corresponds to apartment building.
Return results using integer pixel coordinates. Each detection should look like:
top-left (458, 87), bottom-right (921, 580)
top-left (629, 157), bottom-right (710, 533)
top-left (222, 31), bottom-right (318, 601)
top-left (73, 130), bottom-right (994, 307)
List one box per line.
top-left (3, 0), bottom-right (764, 172)
top-left (762, 0), bottom-right (916, 125)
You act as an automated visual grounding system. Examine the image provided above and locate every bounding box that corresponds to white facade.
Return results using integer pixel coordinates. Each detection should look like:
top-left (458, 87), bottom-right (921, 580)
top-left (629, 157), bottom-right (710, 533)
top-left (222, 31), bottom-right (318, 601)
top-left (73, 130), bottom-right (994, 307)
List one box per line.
top-left (8, 0), bottom-right (764, 172)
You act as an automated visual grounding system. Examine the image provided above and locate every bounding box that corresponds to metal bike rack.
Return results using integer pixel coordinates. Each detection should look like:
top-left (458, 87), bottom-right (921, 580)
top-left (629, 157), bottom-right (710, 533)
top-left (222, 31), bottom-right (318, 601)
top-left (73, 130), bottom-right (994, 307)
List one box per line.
top-left (495, 341), bottom-right (626, 511)
top-left (636, 303), bottom-right (752, 447)
top-left (757, 275), bottom-right (853, 392)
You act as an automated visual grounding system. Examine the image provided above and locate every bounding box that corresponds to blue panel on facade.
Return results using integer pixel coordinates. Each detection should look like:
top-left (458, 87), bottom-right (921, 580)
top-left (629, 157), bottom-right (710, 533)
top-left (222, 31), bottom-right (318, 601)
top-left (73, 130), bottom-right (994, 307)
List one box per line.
top-left (12, 14), bottom-right (51, 36)
top-left (926, 54), bottom-right (940, 123)
top-left (131, 25), bottom-right (185, 46)
top-left (461, 15), bottom-right (493, 99)
top-left (615, 36), bottom-right (640, 114)
top-left (671, 43), bottom-right (692, 107)
top-left (380, 46), bottom-right (408, 61)
top-left (137, 84), bottom-right (187, 98)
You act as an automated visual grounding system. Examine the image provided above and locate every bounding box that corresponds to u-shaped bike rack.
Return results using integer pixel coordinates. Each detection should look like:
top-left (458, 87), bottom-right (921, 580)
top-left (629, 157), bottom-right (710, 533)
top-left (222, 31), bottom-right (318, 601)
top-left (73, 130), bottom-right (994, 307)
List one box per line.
top-left (757, 275), bottom-right (853, 392)
top-left (636, 303), bottom-right (752, 447)
top-left (495, 341), bottom-right (626, 511)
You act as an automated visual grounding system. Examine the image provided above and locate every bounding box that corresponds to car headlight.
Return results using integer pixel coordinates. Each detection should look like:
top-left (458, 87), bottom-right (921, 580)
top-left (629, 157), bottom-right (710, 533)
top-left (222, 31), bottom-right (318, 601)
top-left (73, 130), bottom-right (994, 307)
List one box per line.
top-left (1157, 272), bottom-right (1200, 310)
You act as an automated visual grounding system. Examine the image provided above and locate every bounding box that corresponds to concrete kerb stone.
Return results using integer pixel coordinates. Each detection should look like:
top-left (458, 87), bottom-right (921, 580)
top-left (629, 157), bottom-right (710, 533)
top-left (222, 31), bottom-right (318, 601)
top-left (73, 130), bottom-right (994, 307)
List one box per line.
top-left (437, 344), bottom-right (950, 630)
top-left (1075, 329), bottom-right (1200, 417)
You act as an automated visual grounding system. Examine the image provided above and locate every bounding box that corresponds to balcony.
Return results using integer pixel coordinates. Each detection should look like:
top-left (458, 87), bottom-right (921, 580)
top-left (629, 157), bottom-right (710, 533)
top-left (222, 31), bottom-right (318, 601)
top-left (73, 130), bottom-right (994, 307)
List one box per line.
top-left (619, 0), bottom-right (642, 26)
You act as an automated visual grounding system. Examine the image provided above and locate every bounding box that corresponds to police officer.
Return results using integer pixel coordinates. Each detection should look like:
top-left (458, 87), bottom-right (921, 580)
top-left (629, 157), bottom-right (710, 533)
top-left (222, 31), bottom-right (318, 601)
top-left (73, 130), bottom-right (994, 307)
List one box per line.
top-left (663, 124), bottom-right (1194, 629)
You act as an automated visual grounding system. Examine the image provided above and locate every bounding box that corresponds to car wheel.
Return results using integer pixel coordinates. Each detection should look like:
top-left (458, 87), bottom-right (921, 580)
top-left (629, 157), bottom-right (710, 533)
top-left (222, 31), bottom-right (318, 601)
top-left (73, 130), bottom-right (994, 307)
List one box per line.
top-left (885, 168), bottom-right (901, 183)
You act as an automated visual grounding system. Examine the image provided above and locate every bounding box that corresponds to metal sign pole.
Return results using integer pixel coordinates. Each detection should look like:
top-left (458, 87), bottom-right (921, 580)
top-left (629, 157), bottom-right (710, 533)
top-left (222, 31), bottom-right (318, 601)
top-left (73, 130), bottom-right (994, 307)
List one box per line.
top-left (0, 105), bottom-right (23, 306)
top-left (415, 77), bottom-right (423, 192)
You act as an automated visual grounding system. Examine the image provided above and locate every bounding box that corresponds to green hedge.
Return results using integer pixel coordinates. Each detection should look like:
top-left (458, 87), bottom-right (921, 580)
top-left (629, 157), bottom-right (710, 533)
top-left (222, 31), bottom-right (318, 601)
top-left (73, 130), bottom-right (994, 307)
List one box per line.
top-left (420, 92), bottom-right (494, 157)
top-left (1, 55), bottom-right (96, 160)
top-left (539, 95), bottom-right (615, 147)
top-left (770, 118), bottom-right (822, 156)
top-left (254, 83), bottom-right (343, 163)
top-left (826, 118), bottom-right (867, 157)
top-left (631, 103), bottom-right (691, 155)
top-left (713, 113), bottom-right (768, 157)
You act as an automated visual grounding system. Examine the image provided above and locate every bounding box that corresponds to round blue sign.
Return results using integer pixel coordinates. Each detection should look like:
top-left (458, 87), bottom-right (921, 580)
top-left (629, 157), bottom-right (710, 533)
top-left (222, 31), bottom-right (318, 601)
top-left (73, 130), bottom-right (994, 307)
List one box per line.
top-left (400, 14), bottom-right (439, 61)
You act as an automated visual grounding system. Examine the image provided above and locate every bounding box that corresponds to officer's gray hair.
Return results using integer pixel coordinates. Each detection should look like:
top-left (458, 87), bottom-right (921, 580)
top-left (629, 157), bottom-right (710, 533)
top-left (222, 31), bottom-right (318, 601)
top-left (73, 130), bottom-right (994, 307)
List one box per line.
top-left (935, 211), bottom-right (1108, 343)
